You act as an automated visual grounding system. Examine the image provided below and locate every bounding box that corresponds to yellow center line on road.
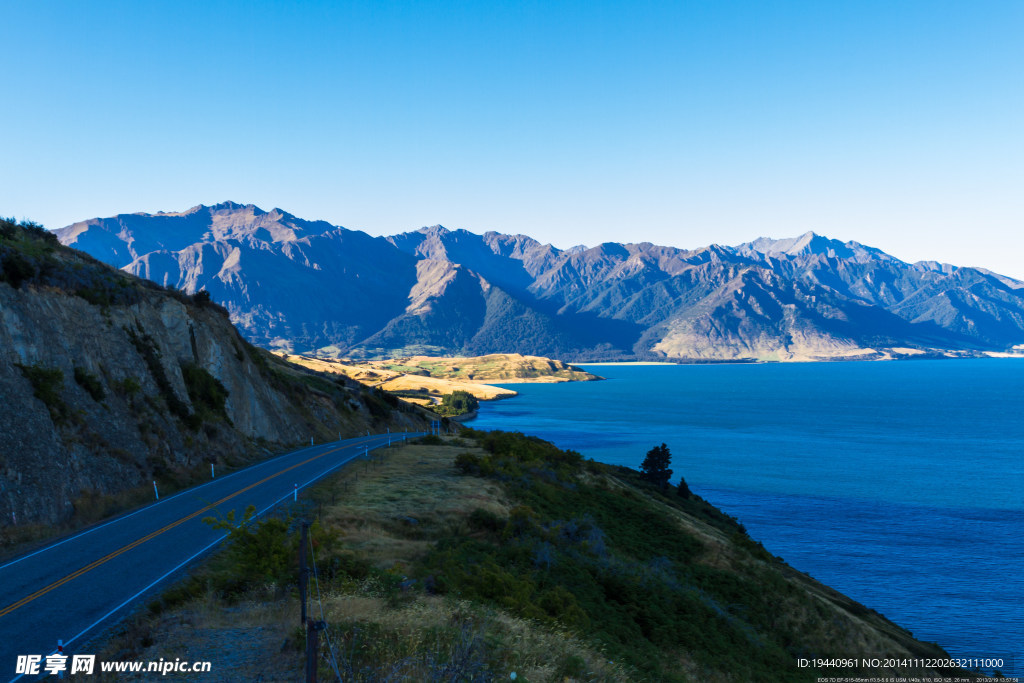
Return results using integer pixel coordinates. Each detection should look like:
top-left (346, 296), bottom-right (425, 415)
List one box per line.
top-left (0, 443), bottom-right (356, 619)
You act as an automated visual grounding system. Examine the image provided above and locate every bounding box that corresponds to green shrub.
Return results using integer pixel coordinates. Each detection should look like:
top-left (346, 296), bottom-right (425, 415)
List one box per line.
top-left (0, 250), bottom-right (36, 288)
top-left (203, 506), bottom-right (297, 597)
top-left (74, 366), bottom-right (106, 402)
top-left (115, 376), bottom-right (142, 397)
top-left (467, 507), bottom-right (504, 533)
top-left (0, 218), bottom-right (145, 305)
top-left (554, 654), bottom-right (589, 679)
top-left (454, 451), bottom-right (481, 474)
top-left (181, 362), bottom-right (229, 422)
top-left (16, 363), bottom-right (67, 421)
top-left (454, 429), bottom-right (583, 482)
top-left (434, 390), bottom-right (479, 417)
top-left (363, 388), bottom-right (396, 419)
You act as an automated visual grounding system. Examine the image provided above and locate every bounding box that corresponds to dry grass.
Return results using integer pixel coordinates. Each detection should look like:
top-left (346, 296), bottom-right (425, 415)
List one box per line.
top-left (76, 587), bottom-right (301, 682)
top-left (378, 373), bottom-right (516, 400)
top-left (313, 442), bottom-right (510, 568)
top-left (379, 353), bottom-right (600, 384)
top-left (323, 593), bottom-right (629, 682)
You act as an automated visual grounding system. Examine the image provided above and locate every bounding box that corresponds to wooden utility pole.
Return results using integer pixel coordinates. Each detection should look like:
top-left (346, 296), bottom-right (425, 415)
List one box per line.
top-left (305, 619), bottom-right (324, 683)
top-left (299, 521), bottom-right (309, 626)
top-left (300, 520), bottom-right (326, 682)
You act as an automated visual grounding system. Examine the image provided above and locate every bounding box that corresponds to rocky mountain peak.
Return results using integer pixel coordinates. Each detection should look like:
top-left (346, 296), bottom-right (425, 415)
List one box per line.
top-left (739, 231), bottom-right (849, 257)
top-left (417, 224), bottom-right (450, 236)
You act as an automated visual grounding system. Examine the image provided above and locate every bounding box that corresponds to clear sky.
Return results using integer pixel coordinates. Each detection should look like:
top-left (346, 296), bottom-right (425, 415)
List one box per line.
top-left (3, 1), bottom-right (1022, 277)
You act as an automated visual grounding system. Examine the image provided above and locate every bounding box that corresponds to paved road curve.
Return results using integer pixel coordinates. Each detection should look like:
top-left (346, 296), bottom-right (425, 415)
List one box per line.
top-left (0, 431), bottom-right (423, 681)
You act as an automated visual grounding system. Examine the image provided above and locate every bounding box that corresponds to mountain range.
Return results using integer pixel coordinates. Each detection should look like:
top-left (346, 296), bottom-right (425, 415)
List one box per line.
top-left (56, 202), bottom-right (1024, 361)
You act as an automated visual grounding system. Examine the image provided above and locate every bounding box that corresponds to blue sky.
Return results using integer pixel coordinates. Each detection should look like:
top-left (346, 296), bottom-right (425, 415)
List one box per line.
top-left (3, 1), bottom-right (1022, 277)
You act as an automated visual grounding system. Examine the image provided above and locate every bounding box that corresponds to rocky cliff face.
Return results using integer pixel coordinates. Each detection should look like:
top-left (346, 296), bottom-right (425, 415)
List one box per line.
top-left (0, 218), bottom-right (424, 529)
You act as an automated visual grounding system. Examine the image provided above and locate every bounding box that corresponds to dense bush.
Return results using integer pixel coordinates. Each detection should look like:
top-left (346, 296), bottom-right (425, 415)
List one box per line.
top-left (181, 362), bottom-right (229, 422)
top-left (200, 506), bottom-right (355, 603)
top-left (362, 387), bottom-right (398, 419)
top-left (434, 390), bottom-right (479, 417)
top-left (0, 217), bottom-right (153, 307)
top-left (0, 217), bottom-right (145, 305)
top-left (202, 506), bottom-right (299, 599)
top-left (0, 248), bottom-right (37, 288)
top-left (114, 376), bottom-right (142, 398)
top-left (456, 428), bottom-right (583, 482)
top-left (0, 217), bottom-right (56, 244)
top-left (74, 366), bottom-right (106, 402)
top-left (16, 363), bottom-right (67, 422)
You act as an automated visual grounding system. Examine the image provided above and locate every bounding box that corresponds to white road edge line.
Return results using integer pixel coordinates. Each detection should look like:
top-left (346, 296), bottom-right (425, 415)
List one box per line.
top-left (4, 433), bottom-right (422, 683)
top-left (0, 438), bottom-right (364, 574)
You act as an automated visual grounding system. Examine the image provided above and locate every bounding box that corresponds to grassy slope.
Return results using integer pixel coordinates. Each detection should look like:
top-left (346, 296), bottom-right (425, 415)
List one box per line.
top-left (83, 432), bottom-right (977, 682)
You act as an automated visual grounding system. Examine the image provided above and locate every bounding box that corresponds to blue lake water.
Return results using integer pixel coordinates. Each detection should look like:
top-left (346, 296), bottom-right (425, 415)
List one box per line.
top-left (466, 359), bottom-right (1023, 673)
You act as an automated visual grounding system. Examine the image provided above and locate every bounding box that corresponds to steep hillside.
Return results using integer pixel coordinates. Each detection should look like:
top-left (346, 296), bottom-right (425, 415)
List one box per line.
top-left (56, 203), bottom-right (1024, 361)
top-left (0, 217), bottom-right (426, 535)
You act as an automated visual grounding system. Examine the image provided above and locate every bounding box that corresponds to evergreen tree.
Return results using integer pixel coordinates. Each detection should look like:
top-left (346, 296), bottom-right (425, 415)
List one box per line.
top-left (640, 443), bottom-right (672, 489)
top-left (676, 475), bottom-right (691, 498)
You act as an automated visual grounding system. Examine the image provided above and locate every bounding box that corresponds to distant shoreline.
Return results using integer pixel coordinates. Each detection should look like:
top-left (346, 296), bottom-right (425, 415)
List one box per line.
top-left (581, 361), bottom-right (678, 366)
top-left (580, 352), bottom-right (1024, 366)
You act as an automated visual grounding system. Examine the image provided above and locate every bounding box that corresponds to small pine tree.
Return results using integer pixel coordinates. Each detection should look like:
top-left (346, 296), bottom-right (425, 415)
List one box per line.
top-left (676, 476), bottom-right (691, 498)
top-left (640, 443), bottom-right (672, 489)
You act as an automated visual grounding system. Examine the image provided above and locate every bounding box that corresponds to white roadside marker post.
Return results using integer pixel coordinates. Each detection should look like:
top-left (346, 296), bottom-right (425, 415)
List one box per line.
top-left (57, 640), bottom-right (64, 679)
top-left (153, 481), bottom-right (159, 500)
top-left (293, 483), bottom-right (298, 502)
top-left (211, 463), bottom-right (215, 479)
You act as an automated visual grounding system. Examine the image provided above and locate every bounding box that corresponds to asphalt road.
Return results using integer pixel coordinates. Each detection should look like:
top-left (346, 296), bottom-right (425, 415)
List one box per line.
top-left (0, 431), bottom-right (422, 681)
